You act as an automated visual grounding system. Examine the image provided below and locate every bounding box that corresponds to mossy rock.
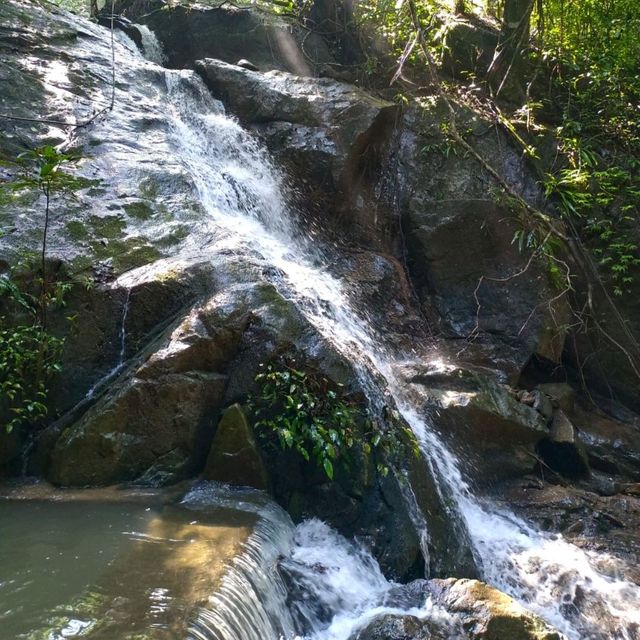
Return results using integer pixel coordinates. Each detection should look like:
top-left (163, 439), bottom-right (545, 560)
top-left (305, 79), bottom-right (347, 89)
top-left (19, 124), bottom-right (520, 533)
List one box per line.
top-left (203, 403), bottom-right (269, 491)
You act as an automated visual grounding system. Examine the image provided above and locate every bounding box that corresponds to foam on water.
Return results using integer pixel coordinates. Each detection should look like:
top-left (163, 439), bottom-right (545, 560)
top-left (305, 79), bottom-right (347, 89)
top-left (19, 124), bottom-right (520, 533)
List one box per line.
top-left (126, 27), bottom-right (640, 640)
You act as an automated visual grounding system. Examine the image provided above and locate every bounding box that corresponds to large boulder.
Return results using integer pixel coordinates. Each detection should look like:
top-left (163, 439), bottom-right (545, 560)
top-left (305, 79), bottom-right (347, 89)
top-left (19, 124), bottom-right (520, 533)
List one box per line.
top-left (572, 405), bottom-right (640, 481)
top-left (195, 58), bottom-right (399, 250)
top-left (46, 294), bottom-right (245, 486)
top-left (113, 0), bottom-right (336, 76)
top-left (427, 579), bottom-right (562, 640)
top-left (203, 404), bottom-right (269, 491)
top-left (405, 198), bottom-right (569, 375)
top-left (397, 361), bottom-right (551, 485)
top-left (350, 579), bottom-right (561, 640)
top-left (395, 100), bottom-right (569, 377)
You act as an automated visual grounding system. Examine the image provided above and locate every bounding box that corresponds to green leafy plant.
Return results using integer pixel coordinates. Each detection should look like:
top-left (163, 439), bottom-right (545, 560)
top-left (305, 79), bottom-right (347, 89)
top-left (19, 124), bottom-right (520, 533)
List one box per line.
top-left (0, 275), bottom-right (63, 433)
top-left (6, 146), bottom-right (90, 325)
top-left (248, 359), bottom-right (396, 480)
top-left (0, 145), bottom-right (92, 433)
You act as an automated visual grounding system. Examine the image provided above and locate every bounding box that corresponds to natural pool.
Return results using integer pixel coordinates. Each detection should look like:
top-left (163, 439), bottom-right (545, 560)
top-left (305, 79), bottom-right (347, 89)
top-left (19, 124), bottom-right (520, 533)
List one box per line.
top-left (0, 484), bottom-right (256, 640)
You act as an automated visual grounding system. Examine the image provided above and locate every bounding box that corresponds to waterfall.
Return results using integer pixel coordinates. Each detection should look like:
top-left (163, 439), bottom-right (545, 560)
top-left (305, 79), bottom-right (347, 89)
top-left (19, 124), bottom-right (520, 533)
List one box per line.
top-left (182, 483), bottom-right (298, 640)
top-left (137, 24), bottom-right (166, 65)
top-left (129, 27), bottom-right (640, 640)
top-left (84, 286), bottom-right (131, 400)
top-left (118, 286), bottom-right (130, 366)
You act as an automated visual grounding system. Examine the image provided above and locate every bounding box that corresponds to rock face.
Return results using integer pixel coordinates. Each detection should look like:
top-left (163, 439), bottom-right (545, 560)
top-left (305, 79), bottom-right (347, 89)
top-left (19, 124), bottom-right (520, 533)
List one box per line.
top-left (404, 196), bottom-right (569, 376)
top-left (114, 0), bottom-right (335, 76)
top-left (203, 404), bottom-right (269, 491)
top-left (195, 58), bottom-right (399, 249)
top-left (394, 100), bottom-right (570, 377)
top-left (350, 579), bottom-right (561, 640)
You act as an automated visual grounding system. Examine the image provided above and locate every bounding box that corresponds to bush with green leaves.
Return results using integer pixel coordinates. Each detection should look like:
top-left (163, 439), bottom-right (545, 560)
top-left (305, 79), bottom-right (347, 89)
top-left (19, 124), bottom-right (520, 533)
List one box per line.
top-left (0, 145), bottom-right (92, 434)
top-left (0, 275), bottom-right (63, 433)
top-left (4, 146), bottom-right (91, 325)
top-left (248, 359), bottom-right (397, 480)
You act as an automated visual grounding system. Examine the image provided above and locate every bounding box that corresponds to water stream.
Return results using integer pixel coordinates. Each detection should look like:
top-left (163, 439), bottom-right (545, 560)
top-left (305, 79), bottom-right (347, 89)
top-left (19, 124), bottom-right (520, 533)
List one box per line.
top-left (4, 12), bottom-right (639, 638)
top-left (131, 28), bottom-right (640, 640)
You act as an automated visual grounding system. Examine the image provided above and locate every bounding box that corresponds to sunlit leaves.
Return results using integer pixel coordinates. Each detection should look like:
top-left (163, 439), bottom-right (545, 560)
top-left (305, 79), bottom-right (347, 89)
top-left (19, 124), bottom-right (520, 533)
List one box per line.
top-left (248, 359), bottom-right (391, 480)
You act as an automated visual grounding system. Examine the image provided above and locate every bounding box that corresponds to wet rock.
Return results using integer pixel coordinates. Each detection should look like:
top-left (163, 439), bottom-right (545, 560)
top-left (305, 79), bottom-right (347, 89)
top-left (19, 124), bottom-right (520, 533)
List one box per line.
top-left (195, 58), bottom-right (399, 249)
top-left (114, 0), bottom-right (335, 75)
top-left (399, 362), bottom-right (549, 484)
top-left (195, 58), bottom-right (396, 175)
top-left (404, 198), bottom-right (569, 376)
top-left (573, 406), bottom-right (640, 481)
top-left (351, 613), bottom-right (451, 640)
top-left (406, 446), bottom-right (479, 579)
top-left (394, 100), bottom-right (570, 377)
top-left (272, 436), bottom-right (426, 583)
top-left (46, 294), bottom-right (247, 486)
top-left (502, 478), bottom-right (640, 585)
top-left (351, 579), bottom-right (561, 640)
top-left (427, 578), bottom-right (562, 639)
top-left (203, 404), bottom-right (269, 491)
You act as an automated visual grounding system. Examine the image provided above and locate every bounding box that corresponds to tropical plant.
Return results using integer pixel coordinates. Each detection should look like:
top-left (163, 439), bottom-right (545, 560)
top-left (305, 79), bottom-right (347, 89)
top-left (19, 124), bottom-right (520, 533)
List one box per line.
top-left (0, 145), bottom-right (92, 433)
top-left (248, 359), bottom-right (396, 480)
top-left (0, 274), bottom-right (63, 433)
top-left (5, 146), bottom-right (90, 326)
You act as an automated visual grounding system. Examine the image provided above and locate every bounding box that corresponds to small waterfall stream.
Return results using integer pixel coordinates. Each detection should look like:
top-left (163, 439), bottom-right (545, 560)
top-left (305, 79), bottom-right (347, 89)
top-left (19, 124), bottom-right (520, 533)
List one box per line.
top-left (87, 26), bottom-right (640, 640)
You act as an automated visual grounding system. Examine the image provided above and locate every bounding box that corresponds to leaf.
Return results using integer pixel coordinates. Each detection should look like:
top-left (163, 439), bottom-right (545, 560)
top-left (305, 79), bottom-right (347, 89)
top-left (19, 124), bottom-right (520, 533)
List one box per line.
top-left (323, 458), bottom-right (334, 480)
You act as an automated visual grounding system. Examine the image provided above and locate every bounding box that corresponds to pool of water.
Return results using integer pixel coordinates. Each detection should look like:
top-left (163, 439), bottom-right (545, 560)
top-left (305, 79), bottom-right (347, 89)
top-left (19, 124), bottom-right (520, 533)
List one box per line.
top-left (0, 484), bottom-right (256, 640)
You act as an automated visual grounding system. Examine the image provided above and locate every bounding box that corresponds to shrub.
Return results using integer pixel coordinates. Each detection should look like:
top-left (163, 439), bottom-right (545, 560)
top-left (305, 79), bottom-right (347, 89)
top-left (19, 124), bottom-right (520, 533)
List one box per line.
top-left (248, 359), bottom-right (392, 480)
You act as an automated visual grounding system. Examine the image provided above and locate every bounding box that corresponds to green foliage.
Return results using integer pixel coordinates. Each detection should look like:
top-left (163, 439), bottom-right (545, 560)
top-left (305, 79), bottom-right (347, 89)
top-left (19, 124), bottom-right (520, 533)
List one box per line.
top-left (0, 275), bottom-right (63, 434)
top-left (355, 0), bottom-right (454, 78)
top-left (523, 2), bottom-right (640, 294)
top-left (248, 359), bottom-right (397, 480)
top-left (10, 145), bottom-right (89, 196)
top-left (533, 0), bottom-right (640, 71)
top-left (543, 125), bottom-right (640, 296)
top-left (0, 145), bottom-right (92, 433)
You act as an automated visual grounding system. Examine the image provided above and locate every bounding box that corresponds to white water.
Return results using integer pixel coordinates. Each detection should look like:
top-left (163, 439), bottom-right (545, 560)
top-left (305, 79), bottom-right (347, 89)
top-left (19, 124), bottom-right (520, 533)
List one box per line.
top-left (137, 24), bottom-right (166, 65)
top-left (184, 483), bottom-right (298, 640)
top-left (131, 29), bottom-right (640, 640)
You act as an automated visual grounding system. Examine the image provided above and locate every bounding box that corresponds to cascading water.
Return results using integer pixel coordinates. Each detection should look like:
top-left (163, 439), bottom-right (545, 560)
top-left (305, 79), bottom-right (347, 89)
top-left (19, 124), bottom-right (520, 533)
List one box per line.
top-left (117, 26), bottom-right (640, 640)
top-left (183, 483), bottom-right (297, 640)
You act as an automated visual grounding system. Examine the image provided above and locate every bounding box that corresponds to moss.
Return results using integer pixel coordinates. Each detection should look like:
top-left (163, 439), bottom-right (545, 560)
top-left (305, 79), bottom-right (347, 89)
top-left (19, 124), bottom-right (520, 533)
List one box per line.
top-left (89, 238), bottom-right (159, 271)
top-left (155, 224), bottom-right (189, 247)
top-left (123, 201), bottom-right (154, 221)
top-left (116, 244), bottom-right (162, 271)
top-left (138, 177), bottom-right (160, 200)
top-left (88, 214), bottom-right (126, 239)
top-left (86, 186), bottom-right (107, 197)
top-left (65, 220), bottom-right (89, 241)
top-left (68, 254), bottom-right (94, 276)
